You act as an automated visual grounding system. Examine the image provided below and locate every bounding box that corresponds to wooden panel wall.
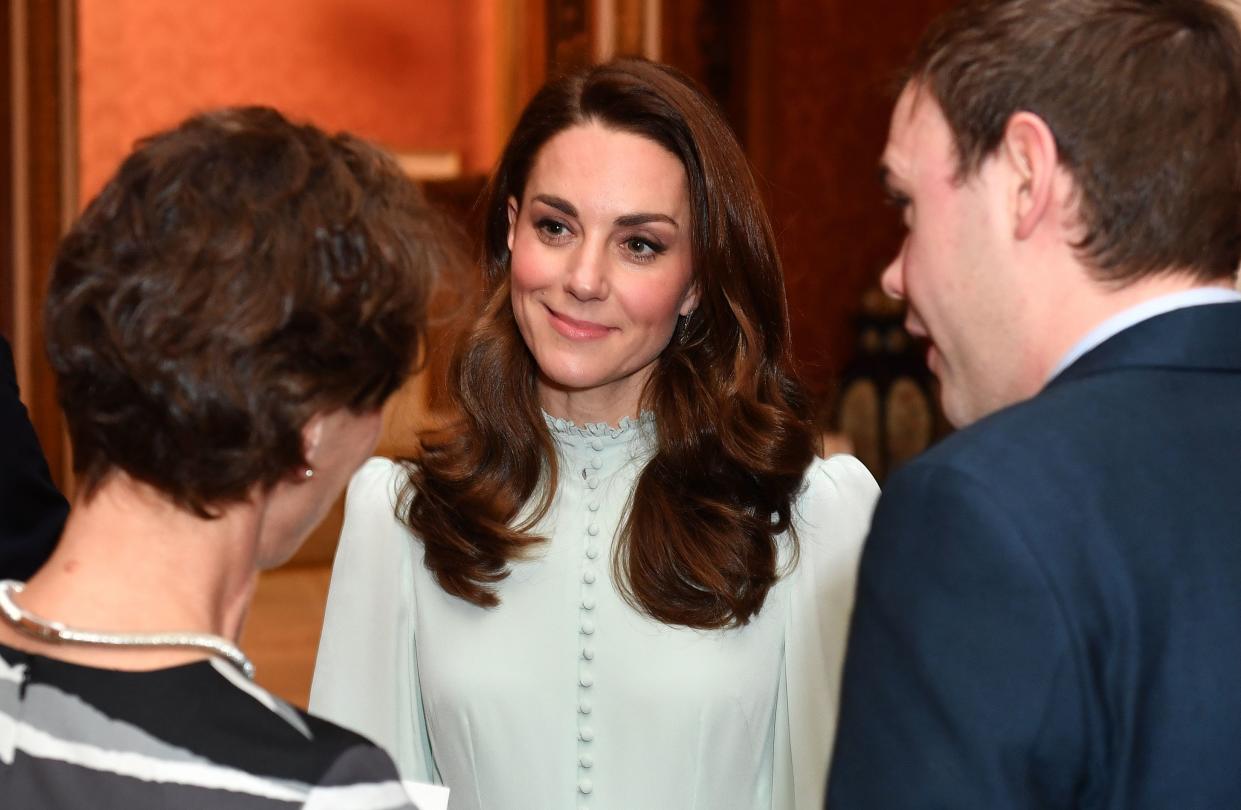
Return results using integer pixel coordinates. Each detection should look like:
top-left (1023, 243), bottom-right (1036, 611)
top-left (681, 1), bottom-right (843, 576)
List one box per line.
top-left (76, 0), bottom-right (519, 203)
top-left (664, 1), bottom-right (958, 401)
top-left (751, 0), bottom-right (959, 399)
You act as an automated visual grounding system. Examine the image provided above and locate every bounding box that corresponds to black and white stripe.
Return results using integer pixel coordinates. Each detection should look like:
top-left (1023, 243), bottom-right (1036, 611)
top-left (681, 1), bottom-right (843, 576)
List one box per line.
top-left (0, 646), bottom-right (419, 809)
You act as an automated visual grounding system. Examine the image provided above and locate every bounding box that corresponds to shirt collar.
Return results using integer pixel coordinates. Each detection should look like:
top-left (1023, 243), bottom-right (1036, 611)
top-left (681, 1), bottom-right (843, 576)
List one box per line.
top-left (1046, 286), bottom-right (1241, 384)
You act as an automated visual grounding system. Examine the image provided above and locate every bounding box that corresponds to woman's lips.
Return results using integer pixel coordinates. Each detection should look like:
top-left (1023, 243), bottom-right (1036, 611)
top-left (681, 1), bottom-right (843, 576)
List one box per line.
top-left (547, 306), bottom-right (612, 339)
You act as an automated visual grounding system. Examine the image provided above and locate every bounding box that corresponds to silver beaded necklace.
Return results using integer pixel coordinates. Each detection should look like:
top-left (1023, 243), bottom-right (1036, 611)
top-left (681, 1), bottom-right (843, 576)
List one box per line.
top-left (0, 579), bottom-right (255, 679)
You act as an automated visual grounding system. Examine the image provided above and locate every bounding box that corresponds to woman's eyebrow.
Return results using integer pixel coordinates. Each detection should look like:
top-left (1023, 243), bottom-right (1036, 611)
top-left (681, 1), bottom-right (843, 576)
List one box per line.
top-left (532, 194), bottom-right (578, 218)
top-left (615, 212), bottom-right (679, 229)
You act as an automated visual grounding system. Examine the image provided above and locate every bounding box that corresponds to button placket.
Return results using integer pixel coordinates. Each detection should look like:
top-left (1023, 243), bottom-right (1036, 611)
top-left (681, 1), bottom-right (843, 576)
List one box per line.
top-left (576, 429), bottom-right (605, 804)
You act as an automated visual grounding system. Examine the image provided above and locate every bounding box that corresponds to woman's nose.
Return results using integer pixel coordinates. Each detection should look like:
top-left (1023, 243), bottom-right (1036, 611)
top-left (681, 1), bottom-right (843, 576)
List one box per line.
top-left (565, 245), bottom-right (608, 301)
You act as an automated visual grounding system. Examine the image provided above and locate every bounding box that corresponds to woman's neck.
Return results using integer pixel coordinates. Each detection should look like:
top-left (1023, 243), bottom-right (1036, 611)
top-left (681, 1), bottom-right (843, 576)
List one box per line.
top-left (1, 475), bottom-right (262, 668)
top-left (537, 374), bottom-right (647, 428)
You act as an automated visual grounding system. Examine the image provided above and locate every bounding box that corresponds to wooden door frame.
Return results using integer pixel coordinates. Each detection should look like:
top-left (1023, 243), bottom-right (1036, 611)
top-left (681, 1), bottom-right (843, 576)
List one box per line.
top-left (4, 0), bottom-right (77, 492)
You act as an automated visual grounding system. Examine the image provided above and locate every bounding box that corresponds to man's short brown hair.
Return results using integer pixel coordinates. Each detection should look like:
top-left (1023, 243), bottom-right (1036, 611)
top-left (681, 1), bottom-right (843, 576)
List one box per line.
top-left (911, 0), bottom-right (1241, 283)
top-left (46, 106), bottom-right (445, 515)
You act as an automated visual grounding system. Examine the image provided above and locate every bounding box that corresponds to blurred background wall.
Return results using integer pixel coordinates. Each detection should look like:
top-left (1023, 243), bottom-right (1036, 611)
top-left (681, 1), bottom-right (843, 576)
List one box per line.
top-left (76, 0), bottom-right (536, 199)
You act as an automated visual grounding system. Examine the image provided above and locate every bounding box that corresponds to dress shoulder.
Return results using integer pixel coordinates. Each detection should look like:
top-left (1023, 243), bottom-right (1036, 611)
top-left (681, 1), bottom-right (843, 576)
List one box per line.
top-left (335, 456), bottom-right (421, 562)
top-left (347, 456), bottom-right (409, 518)
top-left (794, 453), bottom-right (880, 557)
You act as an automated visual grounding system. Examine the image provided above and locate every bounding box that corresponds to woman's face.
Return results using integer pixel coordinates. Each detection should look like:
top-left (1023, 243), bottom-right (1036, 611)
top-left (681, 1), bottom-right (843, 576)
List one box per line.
top-left (507, 122), bottom-right (698, 421)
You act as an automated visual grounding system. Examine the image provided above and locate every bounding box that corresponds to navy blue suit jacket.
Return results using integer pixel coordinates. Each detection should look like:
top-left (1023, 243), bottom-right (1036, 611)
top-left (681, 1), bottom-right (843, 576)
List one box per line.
top-left (1, 335), bottom-right (66, 580)
top-left (827, 302), bottom-right (1241, 808)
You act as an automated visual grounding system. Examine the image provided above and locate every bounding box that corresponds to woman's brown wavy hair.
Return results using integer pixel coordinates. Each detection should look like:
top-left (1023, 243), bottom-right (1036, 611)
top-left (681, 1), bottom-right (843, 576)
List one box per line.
top-left (402, 58), bottom-right (816, 629)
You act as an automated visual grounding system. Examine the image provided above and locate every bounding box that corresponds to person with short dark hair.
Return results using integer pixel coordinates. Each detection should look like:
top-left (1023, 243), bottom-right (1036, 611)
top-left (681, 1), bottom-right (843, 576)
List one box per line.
top-left (0, 334), bottom-right (67, 580)
top-left (0, 106), bottom-right (446, 809)
top-left (310, 58), bottom-right (878, 810)
top-left (827, 1), bottom-right (1241, 807)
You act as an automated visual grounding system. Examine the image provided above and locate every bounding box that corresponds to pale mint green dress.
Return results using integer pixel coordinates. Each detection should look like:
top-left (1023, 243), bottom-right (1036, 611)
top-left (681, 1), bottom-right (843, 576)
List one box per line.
top-left (310, 416), bottom-right (878, 810)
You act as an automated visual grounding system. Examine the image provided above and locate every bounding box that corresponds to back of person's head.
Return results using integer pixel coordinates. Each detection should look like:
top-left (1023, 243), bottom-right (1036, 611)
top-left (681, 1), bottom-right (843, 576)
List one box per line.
top-left (47, 106), bottom-right (442, 516)
top-left (910, 0), bottom-right (1241, 283)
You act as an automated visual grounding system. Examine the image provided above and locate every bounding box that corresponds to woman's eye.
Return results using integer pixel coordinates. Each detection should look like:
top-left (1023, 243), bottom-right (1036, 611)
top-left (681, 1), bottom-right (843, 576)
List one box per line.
top-left (536, 219), bottom-right (572, 241)
top-left (623, 237), bottom-right (663, 260)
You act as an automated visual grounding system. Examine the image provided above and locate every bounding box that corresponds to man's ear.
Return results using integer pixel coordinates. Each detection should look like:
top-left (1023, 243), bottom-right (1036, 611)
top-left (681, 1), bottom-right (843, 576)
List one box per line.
top-left (506, 196), bottom-right (519, 253)
top-left (1001, 111), bottom-right (1059, 241)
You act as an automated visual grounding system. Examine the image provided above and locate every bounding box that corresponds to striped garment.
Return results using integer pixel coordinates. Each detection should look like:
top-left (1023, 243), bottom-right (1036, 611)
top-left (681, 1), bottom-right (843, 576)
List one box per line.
top-left (0, 643), bottom-right (419, 808)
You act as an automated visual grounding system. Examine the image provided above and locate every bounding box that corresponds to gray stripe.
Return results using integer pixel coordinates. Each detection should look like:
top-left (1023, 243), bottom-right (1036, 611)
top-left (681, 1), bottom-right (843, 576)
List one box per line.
top-left (17, 679), bottom-right (212, 765)
top-left (4, 752), bottom-right (299, 809)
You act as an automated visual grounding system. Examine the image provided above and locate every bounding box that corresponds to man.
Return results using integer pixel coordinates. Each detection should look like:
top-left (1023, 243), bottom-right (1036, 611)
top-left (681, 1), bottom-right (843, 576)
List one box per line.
top-left (1, 333), bottom-right (67, 579)
top-left (827, 1), bottom-right (1241, 807)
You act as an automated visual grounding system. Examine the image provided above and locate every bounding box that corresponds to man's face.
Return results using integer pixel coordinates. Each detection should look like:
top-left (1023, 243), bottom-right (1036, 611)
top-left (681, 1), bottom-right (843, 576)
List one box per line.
top-left (879, 85), bottom-right (1035, 428)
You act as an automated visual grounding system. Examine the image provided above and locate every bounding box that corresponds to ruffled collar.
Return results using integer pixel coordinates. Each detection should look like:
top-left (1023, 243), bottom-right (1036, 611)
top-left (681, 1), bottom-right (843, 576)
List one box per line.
top-left (542, 410), bottom-right (655, 441)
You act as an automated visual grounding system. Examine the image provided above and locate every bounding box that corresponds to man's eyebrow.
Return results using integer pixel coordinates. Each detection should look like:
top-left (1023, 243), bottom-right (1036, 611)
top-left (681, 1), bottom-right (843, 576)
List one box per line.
top-left (532, 194), bottom-right (578, 218)
top-left (615, 212), bottom-right (679, 229)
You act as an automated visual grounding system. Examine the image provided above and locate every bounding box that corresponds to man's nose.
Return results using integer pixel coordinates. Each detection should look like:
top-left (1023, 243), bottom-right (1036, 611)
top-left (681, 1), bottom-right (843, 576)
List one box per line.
top-left (879, 241), bottom-right (907, 301)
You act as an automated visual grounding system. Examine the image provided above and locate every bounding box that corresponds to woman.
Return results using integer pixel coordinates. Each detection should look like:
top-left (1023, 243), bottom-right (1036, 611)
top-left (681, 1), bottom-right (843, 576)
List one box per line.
top-left (0, 107), bottom-right (445, 808)
top-left (311, 59), bottom-right (878, 810)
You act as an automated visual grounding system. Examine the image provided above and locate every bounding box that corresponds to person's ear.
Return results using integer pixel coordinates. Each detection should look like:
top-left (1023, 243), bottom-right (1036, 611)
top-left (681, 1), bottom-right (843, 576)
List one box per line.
top-left (1001, 111), bottom-right (1059, 241)
top-left (299, 413), bottom-right (326, 476)
top-left (506, 196), bottom-right (519, 253)
top-left (679, 281), bottom-right (700, 317)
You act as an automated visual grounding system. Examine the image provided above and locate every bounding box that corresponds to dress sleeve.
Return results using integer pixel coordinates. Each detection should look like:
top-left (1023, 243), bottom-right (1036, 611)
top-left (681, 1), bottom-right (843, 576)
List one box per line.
top-left (825, 461), bottom-right (1082, 809)
top-left (774, 454), bottom-right (880, 810)
top-left (309, 457), bottom-right (439, 784)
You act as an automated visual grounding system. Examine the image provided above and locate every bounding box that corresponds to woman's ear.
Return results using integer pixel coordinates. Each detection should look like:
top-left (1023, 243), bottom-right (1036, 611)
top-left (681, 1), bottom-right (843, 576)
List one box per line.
top-left (300, 413), bottom-right (326, 473)
top-left (679, 281), bottom-right (700, 317)
top-left (506, 196), bottom-right (519, 252)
